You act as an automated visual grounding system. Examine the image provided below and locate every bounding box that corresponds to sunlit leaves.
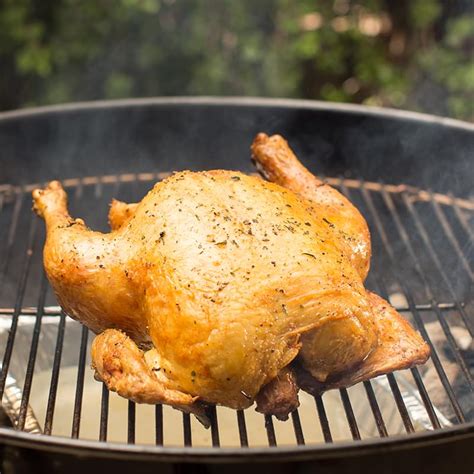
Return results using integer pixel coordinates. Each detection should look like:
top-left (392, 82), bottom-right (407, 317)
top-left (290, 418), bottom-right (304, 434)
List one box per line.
top-left (0, 0), bottom-right (471, 120)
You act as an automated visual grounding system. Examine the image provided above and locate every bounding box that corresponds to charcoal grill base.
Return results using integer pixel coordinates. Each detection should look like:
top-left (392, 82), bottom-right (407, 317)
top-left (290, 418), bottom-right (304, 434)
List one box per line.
top-left (0, 99), bottom-right (473, 473)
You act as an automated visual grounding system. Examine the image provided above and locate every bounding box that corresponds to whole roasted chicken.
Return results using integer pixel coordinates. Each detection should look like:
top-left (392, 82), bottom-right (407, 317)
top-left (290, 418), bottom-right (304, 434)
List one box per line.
top-left (32, 134), bottom-right (429, 421)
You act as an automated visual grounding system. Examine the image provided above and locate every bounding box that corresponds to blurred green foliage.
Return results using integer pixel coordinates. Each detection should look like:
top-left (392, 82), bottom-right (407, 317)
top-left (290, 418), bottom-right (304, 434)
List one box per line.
top-left (0, 0), bottom-right (472, 120)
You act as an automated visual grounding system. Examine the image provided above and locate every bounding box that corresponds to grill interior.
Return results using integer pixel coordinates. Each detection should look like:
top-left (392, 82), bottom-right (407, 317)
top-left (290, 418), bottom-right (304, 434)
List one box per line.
top-left (0, 172), bottom-right (472, 449)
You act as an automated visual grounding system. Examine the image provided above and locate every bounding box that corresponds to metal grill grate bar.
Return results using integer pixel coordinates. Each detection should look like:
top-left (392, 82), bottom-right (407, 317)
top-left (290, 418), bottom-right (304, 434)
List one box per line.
top-left (208, 405), bottom-right (220, 447)
top-left (386, 374), bottom-right (414, 433)
top-left (314, 395), bottom-right (332, 442)
top-left (339, 388), bottom-right (361, 440)
top-left (71, 326), bottom-right (89, 438)
top-left (291, 409), bottom-right (305, 445)
top-left (0, 215), bottom-right (38, 399)
top-left (17, 274), bottom-right (49, 430)
top-left (182, 413), bottom-right (192, 446)
top-left (264, 415), bottom-right (277, 446)
top-left (128, 401), bottom-right (136, 444)
top-left (363, 381), bottom-right (388, 437)
top-left (44, 312), bottom-right (66, 435)
top-left (155, 404), bottom-right (163, 445)
top-left (409, 368), bottom-right (441, 430)
top-left (236, 410), bottom-right (249, 447)
top-left (99, 384), bottom-right (109, 441)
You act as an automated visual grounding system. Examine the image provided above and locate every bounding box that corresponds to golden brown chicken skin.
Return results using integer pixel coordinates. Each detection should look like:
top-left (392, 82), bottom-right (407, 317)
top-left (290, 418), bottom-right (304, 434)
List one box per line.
top-left (251, 133), bottom-right (371, 280)
top-left (32, 134), bottom-right (429, 420)
top-left (295, 292), bottom-right (431, 393)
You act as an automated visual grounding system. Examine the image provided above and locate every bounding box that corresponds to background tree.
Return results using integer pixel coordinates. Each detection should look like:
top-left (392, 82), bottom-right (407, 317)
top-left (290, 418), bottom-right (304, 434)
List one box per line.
top-left (0, 0), bottom-right (472, 120)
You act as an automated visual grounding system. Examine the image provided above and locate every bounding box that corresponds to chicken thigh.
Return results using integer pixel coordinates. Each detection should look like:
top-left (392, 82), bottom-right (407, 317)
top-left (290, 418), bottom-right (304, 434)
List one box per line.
top-left (32, 134), bottom-right (429, 420)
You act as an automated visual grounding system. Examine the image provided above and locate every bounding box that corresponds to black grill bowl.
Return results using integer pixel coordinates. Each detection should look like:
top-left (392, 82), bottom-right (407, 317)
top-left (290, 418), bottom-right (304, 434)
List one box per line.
top-left (0, 98), bottom-right (473, 474)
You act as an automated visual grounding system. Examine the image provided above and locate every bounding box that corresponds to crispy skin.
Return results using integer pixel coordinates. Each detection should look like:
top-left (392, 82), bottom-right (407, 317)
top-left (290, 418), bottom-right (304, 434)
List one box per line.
top-left (251, 133), bottom-right (371, 280)
top-left (255, 367), bottom-right (299, 420)
top-left (110, 199), bottom-right (300, 421)
top-left (295, 292), bottom-right (431, 394)
top-left (109, 199), bottom-right (138, 231)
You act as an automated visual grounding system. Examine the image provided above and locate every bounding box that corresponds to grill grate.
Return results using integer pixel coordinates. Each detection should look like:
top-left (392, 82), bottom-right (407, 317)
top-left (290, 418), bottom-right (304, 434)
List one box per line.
top-left (0, 173), bottom-right (472, 449)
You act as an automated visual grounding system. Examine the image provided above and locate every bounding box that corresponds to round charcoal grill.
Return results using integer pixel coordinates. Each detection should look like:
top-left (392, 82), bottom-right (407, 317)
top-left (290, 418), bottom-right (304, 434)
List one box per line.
top-left (0, 98), bottom-right (472, 474)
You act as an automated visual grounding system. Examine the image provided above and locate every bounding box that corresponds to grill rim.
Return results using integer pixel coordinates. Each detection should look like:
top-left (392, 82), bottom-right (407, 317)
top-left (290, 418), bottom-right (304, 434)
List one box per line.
top-left (0, 96), bottom-right (473, 132)
top-left (1, 423), bottom-right (473, 463)
top-left (0, 99), bottom-right (472, 463)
